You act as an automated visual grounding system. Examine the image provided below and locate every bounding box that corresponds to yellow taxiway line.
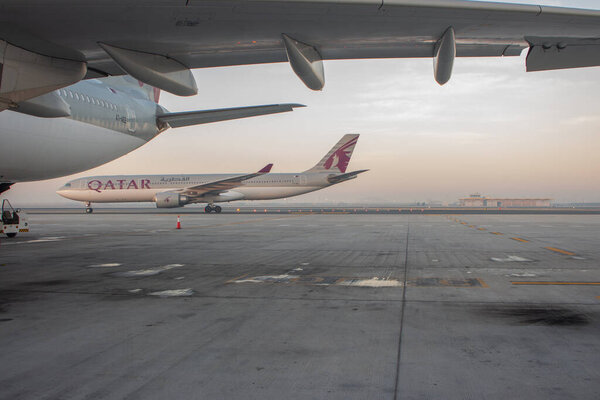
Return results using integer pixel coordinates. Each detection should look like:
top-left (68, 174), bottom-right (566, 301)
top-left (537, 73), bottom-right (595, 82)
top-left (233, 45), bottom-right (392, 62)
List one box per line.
top-left (544, 247), bottom-right (576, 256)
top-left (512, 282), bottom-right (600, 286)
top-left (510, 237), bottom-right (529, 243)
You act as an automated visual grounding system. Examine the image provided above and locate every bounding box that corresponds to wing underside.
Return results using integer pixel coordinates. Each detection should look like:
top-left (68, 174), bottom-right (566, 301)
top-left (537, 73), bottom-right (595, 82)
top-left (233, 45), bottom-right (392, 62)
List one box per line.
top-left (157, 104), bottom-right (304, 128)
top-left (2, 1), bottom-right (599, 69)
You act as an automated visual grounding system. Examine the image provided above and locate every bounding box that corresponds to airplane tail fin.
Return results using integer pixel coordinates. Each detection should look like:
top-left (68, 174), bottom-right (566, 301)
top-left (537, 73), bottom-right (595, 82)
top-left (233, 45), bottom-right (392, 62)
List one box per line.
top-left (305, 134), bottom-right (360, 173)
top-left (133, 78), bottom-right (160, 103)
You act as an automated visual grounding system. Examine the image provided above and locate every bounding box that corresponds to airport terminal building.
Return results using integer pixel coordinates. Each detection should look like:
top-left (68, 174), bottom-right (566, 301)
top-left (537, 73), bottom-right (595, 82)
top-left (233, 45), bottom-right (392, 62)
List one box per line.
top-left (459, 194), bottom-right (551, 207)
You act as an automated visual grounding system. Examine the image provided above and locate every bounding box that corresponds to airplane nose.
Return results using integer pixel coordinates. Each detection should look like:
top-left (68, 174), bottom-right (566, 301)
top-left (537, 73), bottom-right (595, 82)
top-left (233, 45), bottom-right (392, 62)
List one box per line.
top-left (56, 182), bottom-right (74, 195)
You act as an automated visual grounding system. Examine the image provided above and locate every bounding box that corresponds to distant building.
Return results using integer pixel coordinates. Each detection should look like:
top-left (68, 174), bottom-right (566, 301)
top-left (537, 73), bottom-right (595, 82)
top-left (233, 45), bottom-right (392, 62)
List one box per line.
top-left (459, 193), bottom-right (551, 208)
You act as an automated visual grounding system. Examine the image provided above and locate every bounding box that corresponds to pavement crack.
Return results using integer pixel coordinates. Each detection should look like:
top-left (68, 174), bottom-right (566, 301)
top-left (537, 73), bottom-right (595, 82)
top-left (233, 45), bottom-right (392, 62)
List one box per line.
top-left (393, 222), bottom-right (410, 400)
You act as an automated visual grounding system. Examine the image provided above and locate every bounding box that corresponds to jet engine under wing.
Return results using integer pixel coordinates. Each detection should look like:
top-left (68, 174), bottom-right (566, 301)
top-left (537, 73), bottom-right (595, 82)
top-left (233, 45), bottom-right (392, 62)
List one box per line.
top-left (1, 0), bottom-right (600, 93)
top-left (157, 104), bottom-right (305, 128)
top-left (179, 164), bottom-right (273, 198)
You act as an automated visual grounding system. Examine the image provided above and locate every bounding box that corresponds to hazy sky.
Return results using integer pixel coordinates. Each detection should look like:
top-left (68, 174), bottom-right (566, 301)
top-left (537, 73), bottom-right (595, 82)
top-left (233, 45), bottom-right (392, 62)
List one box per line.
top-left (8, 0), bottom-right (600, 206)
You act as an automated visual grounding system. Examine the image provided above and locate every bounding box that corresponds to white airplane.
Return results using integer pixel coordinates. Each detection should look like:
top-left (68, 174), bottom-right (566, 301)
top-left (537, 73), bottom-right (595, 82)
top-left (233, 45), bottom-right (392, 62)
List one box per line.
top-left (2, 0), bottom-right (600, 193)
top-left (0, 75), bottom-right (303, 192)
top-left (57, 134), bottom-right (366, 213)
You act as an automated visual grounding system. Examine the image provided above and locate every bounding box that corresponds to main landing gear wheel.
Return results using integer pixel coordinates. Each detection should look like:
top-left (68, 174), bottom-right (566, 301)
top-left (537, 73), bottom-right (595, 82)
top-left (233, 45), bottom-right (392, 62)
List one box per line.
top-left (214, 205), bottom-right (222, 213)
top-left (204, 205), bottom-right (212, 213)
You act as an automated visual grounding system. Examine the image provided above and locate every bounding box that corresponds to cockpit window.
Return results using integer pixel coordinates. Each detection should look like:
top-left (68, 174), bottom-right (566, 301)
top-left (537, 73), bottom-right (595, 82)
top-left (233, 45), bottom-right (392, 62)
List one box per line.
top-left (64, 183), bottom-right (71, 188)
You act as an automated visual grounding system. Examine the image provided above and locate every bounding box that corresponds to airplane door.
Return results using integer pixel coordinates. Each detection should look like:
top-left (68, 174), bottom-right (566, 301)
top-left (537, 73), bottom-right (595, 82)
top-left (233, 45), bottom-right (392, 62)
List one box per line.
top-left (126, 107), bottom-right (136, 133)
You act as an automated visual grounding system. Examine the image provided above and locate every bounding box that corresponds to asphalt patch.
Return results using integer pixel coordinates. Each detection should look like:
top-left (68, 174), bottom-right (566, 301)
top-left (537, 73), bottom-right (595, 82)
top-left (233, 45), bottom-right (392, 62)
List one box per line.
top-left (482, 305), bottom-right (590, 326)
top-left (23, 279), bottom-right (71, 286)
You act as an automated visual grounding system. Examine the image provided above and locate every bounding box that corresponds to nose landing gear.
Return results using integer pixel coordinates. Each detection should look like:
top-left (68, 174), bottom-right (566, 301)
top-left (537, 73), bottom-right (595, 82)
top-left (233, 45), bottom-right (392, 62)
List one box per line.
top-left (85, 202), bottom-right (93, 214)
top-left (204, 204), bottom-right (222, 213)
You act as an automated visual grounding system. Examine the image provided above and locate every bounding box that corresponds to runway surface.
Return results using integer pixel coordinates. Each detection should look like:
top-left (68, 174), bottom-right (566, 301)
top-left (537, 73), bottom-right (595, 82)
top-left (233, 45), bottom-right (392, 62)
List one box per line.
top-left (24, 206), bottom-right (600, 215)
top-left (1, 213), bottom-right (599, 399)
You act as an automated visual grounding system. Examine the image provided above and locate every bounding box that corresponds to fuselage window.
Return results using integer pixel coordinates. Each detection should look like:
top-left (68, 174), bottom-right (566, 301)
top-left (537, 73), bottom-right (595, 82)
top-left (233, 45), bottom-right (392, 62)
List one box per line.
top-left (68, 91), bottom-right (73, 98)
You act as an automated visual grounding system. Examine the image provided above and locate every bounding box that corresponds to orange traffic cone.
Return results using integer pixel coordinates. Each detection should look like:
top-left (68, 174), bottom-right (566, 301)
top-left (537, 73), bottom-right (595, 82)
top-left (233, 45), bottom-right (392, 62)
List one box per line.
top-left (176, 215), bottom-right (181, 229)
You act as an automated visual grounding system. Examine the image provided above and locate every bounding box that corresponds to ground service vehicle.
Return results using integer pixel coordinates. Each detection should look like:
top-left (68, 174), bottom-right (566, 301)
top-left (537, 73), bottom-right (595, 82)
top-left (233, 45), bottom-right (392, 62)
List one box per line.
top-left (1, 199), bottom-right (28, 238)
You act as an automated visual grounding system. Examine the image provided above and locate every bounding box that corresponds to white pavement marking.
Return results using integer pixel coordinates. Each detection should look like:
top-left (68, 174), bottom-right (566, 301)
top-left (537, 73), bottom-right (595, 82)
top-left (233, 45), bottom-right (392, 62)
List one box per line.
top-left (148, 288), bottom-right (194, 297)
top-left (9, 236), bottom-right (66, 245)
top-left (88, 263), bottom-right (122, 268)
top-left (233, 274), bottom-right (403, 288)
top-left (235, 274), bottom-right (299, 283)
top-left (115, 264), bottom-right (184, 277)
top-left (508, 273), bottom-right (537, 277)
top-left (339, 277), bottom-right (403, 287)
top-left (491, 256), bottom-right (532, 262)
top-left (128, 289), bottom-right (143, 293)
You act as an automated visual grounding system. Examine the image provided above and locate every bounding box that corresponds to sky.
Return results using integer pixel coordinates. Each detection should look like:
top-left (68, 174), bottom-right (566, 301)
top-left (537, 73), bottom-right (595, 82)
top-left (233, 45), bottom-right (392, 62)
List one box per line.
top-left (8, 0), bottom-right (600, 206)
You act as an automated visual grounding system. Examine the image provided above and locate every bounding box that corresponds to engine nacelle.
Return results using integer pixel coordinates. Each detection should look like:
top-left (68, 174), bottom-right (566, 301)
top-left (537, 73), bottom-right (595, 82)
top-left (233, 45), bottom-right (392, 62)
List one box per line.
top-left (154, 192), bottom-right (189, 208)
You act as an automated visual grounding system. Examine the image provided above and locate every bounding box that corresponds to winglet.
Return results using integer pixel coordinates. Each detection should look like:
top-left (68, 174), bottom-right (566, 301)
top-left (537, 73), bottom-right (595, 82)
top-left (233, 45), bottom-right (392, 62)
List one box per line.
top-left (259, 163), bottom-right (273, 173)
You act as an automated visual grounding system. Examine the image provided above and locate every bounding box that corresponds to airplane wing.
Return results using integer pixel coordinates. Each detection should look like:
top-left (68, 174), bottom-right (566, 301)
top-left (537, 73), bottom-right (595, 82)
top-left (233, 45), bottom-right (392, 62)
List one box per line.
top-left (327, 170), bottom-right (369, 184)
top-left (2, 0), bottom-right (600, 100)
top-left (178, 164), bottom-right (273, 197)
top-left (157, 104), bottom-right (304, 128)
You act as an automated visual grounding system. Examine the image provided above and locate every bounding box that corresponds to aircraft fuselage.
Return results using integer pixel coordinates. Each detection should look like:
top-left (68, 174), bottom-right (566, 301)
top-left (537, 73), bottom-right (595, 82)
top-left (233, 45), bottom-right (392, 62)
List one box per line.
top-left (0, 78), bottom-right (162, 183)
top-left (57, 172), bottom-right (331, 203)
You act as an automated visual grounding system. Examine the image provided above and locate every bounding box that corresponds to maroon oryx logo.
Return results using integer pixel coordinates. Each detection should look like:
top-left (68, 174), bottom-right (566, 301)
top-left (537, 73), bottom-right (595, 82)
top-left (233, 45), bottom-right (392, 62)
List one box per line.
top-left (323, 136), bottom-right (358, 173)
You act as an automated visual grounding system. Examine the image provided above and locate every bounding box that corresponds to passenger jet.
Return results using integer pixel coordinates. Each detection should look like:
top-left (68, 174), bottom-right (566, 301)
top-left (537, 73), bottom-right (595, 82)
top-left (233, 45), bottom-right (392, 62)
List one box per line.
top-left (0, 75), bottom-right (302, 192)
top-left (57, 134), bottom-right (366, 213)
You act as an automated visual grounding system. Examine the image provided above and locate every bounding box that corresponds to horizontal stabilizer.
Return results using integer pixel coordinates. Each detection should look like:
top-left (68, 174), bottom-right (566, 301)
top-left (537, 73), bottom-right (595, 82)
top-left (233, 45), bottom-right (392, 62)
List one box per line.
top-left (327, 169), bottom-right (368, 184)
top-left (157, 104), bottom-right (305, 128)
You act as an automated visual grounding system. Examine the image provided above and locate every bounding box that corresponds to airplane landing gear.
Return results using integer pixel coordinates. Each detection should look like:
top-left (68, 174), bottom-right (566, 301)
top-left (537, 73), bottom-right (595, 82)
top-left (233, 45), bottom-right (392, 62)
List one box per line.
top-left (204, 204), bottom-right (222, 213)
top-left (85, 202), bottom-right (93, 214)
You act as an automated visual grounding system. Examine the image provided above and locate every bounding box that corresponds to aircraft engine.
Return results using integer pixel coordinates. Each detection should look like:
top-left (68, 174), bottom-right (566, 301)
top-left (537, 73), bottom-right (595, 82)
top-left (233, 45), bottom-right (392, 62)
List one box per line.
top-left (154, 192), bottom-right (189, 208)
